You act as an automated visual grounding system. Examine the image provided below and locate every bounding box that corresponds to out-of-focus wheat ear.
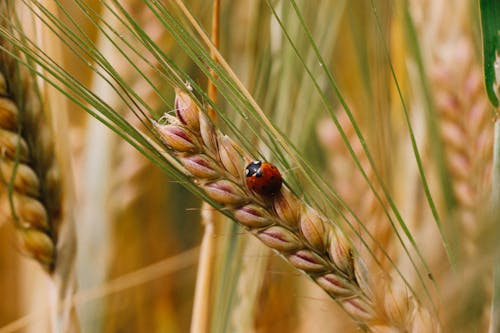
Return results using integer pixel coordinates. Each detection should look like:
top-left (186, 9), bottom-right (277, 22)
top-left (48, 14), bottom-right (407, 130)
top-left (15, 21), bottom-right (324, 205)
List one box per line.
top-left (411, 0), bottom-right (494, 330)
top-left (153, 88), bottom-right (436, 330)
top-left (430, 37), bottom-right (493, 333)
top-left (0, 2), bottom-right (78, 331)
top-left (432, 38), bottom-right (494, 259)
top-left (0, 53), bottom-right (58, 272)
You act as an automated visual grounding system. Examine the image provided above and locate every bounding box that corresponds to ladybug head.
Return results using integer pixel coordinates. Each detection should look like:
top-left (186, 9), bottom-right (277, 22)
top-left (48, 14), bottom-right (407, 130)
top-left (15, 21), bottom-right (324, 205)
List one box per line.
top-left (245, 161), bottom-right (263, 177)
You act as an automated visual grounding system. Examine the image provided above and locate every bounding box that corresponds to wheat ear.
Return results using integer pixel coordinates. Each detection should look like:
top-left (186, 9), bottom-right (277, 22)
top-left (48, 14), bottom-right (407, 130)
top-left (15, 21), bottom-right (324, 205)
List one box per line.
top-left (431, 36), bottom-right (493, 332)
top-left (152, 87), bottom-right (433, 330)
top-left (0, 52), bottom-right (62, 272)
top-left (432, 38), bottom-right (493, 258)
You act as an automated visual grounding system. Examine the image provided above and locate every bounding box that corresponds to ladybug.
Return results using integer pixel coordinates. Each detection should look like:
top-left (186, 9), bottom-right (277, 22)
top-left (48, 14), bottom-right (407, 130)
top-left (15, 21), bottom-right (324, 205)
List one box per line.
top-left (245, 161), bottom-right (282, 196)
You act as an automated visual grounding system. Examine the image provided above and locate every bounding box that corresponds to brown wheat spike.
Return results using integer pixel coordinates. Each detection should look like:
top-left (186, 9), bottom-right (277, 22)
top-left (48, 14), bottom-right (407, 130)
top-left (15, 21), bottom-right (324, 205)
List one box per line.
top-left (153, 87), bottom-right (437, 331)
top-left (0, 21), bottom-right (63, 271)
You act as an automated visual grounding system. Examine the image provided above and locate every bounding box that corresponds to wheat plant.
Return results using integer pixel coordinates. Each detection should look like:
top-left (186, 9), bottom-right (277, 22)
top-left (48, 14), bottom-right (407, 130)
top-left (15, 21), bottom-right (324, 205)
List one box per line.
top-left (0, 0), bottom-right (498, 332)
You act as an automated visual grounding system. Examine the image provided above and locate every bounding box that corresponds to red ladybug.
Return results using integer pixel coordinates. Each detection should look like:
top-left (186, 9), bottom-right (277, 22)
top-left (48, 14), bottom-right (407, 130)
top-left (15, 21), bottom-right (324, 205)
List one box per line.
top-left (245, 161), bottom-right (282, 196)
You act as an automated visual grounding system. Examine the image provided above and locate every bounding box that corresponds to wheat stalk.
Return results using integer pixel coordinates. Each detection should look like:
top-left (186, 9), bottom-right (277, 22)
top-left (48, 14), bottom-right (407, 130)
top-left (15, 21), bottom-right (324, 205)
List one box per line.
top-left (230, 238), bottom-right (269, 333)
top-left (74, 2), bottom-right (175, 330)
top-left (151, 87), bottom-right (437, 331)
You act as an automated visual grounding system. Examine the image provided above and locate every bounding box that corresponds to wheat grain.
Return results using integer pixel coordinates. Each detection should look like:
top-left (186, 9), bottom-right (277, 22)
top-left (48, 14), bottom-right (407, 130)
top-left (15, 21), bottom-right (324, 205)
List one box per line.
top-left (153, 87), bottom-right (436, 330)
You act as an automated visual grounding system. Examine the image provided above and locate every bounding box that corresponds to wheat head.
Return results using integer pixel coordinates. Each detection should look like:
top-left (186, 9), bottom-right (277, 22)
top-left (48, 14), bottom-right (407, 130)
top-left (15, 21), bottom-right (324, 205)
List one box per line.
top-left (0, 21), bottom-right (63, 272)
top-left (151, 87), bottom-right (439, 331)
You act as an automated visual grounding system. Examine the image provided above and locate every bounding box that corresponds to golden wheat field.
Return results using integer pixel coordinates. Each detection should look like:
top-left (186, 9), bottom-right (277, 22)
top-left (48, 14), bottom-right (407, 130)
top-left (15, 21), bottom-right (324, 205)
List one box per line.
top-left (0, 0), bottom-right (499, 332)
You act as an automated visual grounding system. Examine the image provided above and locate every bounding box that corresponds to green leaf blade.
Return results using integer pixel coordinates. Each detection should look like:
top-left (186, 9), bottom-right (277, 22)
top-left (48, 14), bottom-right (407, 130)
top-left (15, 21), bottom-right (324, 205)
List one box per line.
top-left (480, 0), bottom-right (500, 107)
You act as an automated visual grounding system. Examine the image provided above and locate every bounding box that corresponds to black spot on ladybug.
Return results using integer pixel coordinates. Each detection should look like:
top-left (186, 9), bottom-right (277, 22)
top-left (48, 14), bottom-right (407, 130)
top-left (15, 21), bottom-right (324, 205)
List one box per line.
top-left (245, 161), bottom-right (262, 177)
